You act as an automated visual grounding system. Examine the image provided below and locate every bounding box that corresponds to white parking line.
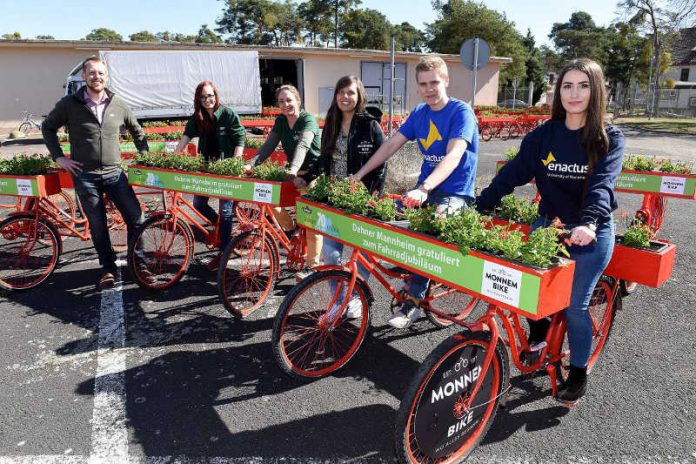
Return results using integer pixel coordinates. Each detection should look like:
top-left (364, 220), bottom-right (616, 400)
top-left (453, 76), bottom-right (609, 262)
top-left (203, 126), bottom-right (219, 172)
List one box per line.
top-left (88, 265), bottom-right (128, 464)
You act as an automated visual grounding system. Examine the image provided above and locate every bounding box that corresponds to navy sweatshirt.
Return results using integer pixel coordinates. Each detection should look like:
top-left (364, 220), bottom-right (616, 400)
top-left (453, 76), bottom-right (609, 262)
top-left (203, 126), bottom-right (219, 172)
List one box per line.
top-left (477, 120), bottom-right (625, 226)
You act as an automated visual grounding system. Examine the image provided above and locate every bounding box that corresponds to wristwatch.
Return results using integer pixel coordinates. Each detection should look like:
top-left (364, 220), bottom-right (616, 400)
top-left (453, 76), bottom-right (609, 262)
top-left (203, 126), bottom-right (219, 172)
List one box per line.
top-left (419, 182), bottom-right (433, 193)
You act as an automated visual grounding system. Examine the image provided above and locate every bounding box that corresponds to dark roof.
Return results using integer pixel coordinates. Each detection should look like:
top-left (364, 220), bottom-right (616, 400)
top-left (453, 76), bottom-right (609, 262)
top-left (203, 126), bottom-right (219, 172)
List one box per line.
top-left (671, 27), bottom-right (696, 66)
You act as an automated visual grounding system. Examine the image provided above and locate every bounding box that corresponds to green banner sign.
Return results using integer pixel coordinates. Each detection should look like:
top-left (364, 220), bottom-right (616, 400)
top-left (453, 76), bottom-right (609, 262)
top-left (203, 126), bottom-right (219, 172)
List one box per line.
top-left (615, 171), bottom-right (696, 197)
top-left (0, 176), bottom-right (40, 196)
top-left (297, 200), bottom-right (542, 314)
top-left (128, 166), bottom-right (281, 204)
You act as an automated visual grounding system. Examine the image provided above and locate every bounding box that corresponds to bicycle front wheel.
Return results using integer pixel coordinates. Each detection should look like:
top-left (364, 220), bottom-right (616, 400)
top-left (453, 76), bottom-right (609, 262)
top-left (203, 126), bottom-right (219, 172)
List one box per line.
top-left (217, 230), bottom-right (278, 318)
top-left (586, 276), bottom-right (619, 369)
top-left (18, 122), bottom-right (33, 136)
top-left (395, 331), bottom-right (508, 463)
top-left (0, 215), bottom-right (61, 291)
top-left (272, 269), bottom-right (371, 381)
top-left (128, 215), bottom-right (194, 290)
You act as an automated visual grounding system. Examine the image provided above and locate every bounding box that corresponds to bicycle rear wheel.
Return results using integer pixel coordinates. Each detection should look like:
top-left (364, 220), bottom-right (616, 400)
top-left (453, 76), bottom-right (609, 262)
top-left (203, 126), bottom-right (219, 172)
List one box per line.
top-left (272, 269), bottom-right (371, 381)
top-left (425, 282), bottom-right (480, 328)
top-left (0, 215), bottom-right (61, 291)
top-left (128, 214), bottom-right (194, 290)
top-left (586, 276), bottom-right (619, 369)
top-left (217, 230), bottom-right (278, 318)
top-left (395, 331), bottom-right (508, 463)
top-left (19, 122), bottom-right (33, 136)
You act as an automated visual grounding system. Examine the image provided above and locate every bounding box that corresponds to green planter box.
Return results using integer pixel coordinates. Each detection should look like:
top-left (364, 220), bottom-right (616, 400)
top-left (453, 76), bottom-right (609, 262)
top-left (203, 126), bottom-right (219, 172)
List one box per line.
top-left (128, 165), bottom-right (297, 206)
top-left (296, 198), bottom-right (575, 319)
top-left (0, 173), bottom-right (62, 197)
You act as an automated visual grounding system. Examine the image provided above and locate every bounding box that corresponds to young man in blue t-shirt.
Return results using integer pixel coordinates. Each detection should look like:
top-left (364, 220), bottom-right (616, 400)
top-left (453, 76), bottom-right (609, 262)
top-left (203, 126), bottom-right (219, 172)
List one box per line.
top-left (353, 56), bottom-right (479, 328)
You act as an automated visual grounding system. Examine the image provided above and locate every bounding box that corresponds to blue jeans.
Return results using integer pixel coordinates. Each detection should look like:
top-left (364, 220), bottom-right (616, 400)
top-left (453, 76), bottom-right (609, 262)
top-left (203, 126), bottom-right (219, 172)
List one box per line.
top-left (193, 195), bottom-right (234, 252)
top-left (73, 169), bottom-right (143, 272)
top-left (408, 189), bottom-right (471, 300)
top-left (532, 216), bottom-right (615, 367)
top-left (322, 237), bottom-right (371, 300)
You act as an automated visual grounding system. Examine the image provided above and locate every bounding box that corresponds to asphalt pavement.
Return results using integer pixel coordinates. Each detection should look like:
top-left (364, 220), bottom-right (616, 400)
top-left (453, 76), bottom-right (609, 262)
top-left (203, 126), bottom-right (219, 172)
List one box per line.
top-left (1, 131), bottom-right (695, 463)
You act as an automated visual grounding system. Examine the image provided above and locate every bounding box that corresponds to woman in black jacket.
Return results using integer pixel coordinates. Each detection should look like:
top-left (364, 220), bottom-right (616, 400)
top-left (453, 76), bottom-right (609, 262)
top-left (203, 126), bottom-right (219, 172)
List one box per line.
top-left (315, 75), bottom-right (387, 317)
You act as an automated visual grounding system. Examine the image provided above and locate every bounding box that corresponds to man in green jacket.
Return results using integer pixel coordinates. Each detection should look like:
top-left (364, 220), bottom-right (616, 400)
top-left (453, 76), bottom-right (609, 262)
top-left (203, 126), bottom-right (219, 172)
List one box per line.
top-left (42, 56), bottom-right (149, 290)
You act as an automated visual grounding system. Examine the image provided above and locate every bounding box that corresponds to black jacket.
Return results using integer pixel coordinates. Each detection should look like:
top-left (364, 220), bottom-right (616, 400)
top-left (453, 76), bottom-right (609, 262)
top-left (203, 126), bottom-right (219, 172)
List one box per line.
top-left (319, 107), bottom-right (387, 194)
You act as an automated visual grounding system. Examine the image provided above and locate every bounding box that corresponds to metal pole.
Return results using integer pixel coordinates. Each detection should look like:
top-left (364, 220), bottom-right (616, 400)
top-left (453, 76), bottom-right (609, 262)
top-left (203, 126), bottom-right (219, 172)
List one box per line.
top-left (471, 37), bottom-right (479, 108)
top-left (389, 35), bottom-right (395, 136)
top-left (527, 81), bottom-right (534, 106)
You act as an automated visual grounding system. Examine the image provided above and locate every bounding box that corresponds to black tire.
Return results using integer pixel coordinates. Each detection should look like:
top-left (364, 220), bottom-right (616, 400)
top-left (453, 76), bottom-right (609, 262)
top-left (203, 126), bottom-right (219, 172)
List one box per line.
top-left (425, 282), bottom-right (481, 328)
top-left (18, 122), bottom-right (33, 135)
top-left (0, 214), bottom-right (61, 291)
top-left (217, 230), bottom-right (279, 319)
top-left (128, 214), bottom-right (194, 290)
top-left (395, 331), bottom-right (508, 463)
top-left (272, 269), bottom-right (372, 381)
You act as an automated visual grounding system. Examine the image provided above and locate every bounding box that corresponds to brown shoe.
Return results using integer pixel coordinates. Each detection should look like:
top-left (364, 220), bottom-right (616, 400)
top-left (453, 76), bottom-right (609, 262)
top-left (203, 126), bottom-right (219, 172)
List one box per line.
top-left (99, 272), bottom-right (115, 290)
top-left (135, 264), bottom-right (157, 285)
top-left (206, 253), bottom-right (222, 272)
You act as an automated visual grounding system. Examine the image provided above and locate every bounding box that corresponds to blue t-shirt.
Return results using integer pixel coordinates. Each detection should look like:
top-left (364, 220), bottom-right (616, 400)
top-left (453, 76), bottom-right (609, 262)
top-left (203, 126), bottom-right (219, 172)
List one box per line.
top-left (399, 98), bottom-right (478, 199)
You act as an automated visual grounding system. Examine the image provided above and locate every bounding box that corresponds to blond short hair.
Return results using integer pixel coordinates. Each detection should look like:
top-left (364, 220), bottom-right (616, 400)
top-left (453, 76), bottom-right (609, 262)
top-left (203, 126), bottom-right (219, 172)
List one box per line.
top-left (415, 56), bottom-right (448, 79)
top-left (275, 84), bottom-right (301, 104)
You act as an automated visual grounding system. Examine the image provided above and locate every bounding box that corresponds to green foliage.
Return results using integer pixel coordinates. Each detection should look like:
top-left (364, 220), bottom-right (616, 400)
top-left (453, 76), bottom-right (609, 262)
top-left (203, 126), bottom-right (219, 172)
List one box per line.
top-left (155, 31), bottom-right (196, 43)
top-left (304, 174), bottom-right (332, 202)
top-left (327, 178), bottom-right (372, 215)
top-left (504, 147), bottom-right (518, 160)
top-left (521, 29), bottom-right (546, 105)
top-left (427, 0), bottom-right (528, 83)
top-left (521, 226), bottom-right (568, 268)
top-left (134, 153), bottom-right (205, 172)
top-left (58, 134), bottom-right (70, 143)
top-left (549, 11), bottom-right (608, 63)
top-left (129, 31), bottom-right (158, 42)
top-left (196, 24), bottom-right (222, 44)
top-left (216, 0), bottom-right (303, 46)
top-left (342, 8), bottom-right (392, 50)
top-left (622, 154), bottom-right (658, 171)
top-left (371, 196), bottom-right (397, 221)
top-left (621, 222), bottom-right (651, 249)
top-left (497, 195), bottom-right (539, 224)
top-left (1, 32), bottom-right (22, 40)
top-left (404, 205), bottom-right (440, 235)
top-left (0, 154), bottom-right (54, 176)
top-left (35, 35), bottom-right (55, 40)
top-left (251, 161), bottom-right (288, 181)
top-left (298, 0), bottom-right (333, 46)
top-left (393, 22), bottom-right (426, 52)
top-left (208, 157), bottom-right (247, 177)
top-left (436, 207), bottom-right (488, 253)
top-left (84, 28), bottom-right (123, 42)
top-left (658, 159), bottom-right (692, 174)
top-left (245, 137), bottom-right (266, 149)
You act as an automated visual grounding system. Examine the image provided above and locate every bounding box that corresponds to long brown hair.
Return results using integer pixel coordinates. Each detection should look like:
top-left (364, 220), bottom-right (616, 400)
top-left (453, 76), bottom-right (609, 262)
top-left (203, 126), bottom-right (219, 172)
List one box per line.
top-left (551, 58), bottom-right (609, 175)
top-left (321, 75), bottom-right (367, 156)
top-left (193, 81), bottom-right (220, 132)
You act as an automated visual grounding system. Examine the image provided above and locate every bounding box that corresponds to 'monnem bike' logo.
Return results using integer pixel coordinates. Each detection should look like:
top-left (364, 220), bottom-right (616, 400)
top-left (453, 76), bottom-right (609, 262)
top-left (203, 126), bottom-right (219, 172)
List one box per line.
top-left (430, 365), bottom-right (482, 404)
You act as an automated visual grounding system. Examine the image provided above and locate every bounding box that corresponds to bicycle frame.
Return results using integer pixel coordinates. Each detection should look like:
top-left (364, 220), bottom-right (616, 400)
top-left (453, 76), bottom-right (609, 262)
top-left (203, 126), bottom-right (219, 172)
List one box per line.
top-left (161, 190), bottom-right (219, 247)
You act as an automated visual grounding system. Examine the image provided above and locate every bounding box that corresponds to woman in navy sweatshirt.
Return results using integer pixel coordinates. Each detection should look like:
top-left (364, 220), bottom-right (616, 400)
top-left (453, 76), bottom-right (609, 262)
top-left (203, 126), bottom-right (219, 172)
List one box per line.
top-left (476, 58), bottom-right (625, 405)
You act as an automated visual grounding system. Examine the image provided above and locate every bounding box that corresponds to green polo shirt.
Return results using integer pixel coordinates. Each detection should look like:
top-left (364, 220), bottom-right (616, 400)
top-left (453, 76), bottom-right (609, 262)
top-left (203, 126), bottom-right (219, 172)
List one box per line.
top-left (273, 111), bottom-right (321, 174)
top-left (184, 106), bottom-right (245, 159)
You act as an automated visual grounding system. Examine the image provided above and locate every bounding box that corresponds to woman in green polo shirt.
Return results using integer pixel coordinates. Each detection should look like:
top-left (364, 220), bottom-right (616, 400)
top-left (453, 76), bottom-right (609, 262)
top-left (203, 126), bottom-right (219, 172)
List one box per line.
top-left (253, 84), bottom-right (323, 268)
top-left (175, 80), bottom-right (245, 271)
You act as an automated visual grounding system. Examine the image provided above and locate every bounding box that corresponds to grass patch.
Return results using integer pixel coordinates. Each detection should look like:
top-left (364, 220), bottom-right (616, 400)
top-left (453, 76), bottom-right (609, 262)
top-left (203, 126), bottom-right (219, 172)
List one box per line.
top-left (614, 117), bottom-right (696, 135)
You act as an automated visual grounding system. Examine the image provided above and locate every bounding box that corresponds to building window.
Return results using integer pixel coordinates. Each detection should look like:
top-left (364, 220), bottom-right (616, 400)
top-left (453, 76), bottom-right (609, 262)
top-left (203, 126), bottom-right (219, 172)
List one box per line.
top-left (681, 68), bottom-right (690, 82)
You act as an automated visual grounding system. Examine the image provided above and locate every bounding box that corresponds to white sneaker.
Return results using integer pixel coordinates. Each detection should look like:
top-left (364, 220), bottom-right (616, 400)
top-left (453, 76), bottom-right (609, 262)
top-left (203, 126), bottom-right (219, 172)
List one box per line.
top-left (388, 300), bottom-right (423, 329)
top-left (345, 297), bottom-right (363, 319)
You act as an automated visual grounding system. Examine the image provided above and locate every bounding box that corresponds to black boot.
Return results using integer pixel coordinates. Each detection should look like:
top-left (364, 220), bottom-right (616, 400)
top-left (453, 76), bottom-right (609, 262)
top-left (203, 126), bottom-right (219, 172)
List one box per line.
top-left (521, 317), bottom-right (550, 366)
top-left (557, 364), bottom-right (587, 405)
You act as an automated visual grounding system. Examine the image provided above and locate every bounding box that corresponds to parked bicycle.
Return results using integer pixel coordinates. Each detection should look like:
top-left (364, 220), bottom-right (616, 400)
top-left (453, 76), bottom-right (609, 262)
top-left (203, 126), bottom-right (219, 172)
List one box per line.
top-left (17, 111), bottom-right (45, 135)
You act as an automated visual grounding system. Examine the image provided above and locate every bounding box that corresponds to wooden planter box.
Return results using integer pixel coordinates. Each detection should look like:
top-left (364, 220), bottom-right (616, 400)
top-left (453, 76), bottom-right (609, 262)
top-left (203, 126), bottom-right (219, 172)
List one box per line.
top-left (604, 239), bottom-right (676, 288)
top-left (0, 173), bottom-right (61, 198)
top-left (296, 198), bottom-right (575, 320)
top-left (128, 165), bottom-right (297, 206)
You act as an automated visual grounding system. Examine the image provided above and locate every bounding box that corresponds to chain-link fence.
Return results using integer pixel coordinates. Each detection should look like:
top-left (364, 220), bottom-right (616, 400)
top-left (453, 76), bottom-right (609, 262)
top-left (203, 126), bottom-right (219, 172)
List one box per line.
top-left (497, 86), bottom-right (533, 108)
top-left (614, 84), bottom-right (696, 118)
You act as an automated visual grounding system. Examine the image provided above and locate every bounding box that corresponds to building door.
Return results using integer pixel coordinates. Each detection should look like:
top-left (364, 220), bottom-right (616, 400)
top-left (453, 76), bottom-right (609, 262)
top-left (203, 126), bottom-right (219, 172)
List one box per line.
top-left (360, 61), bottom-right (407, 113)
top-left (259, 58), bottom-right (302, 109)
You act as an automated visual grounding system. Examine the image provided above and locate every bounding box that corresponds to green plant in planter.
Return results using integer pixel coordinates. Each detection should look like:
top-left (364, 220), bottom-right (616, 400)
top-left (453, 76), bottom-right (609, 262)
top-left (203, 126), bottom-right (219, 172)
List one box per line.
top-left (207, 157), bottom-right (247, 177)
top-left (484, 224), bottom-right (525, 261)
top-left (497, 194), bottom-right (539, 224)
top-left (1, 154), bottom-right (55, 176)
top-left (327, 178), bottom-right (372, 215)
top-left (437, 207), bottom-right (487, 253)
top-left (504, 147), bottom-right (519, 161)
top-left (251, 161), bottom-right (288, 181)
top-left (658, 159), bottom-right (692, 174)
top-left (621, 222), bottom-right (651, 248)
top-left (161, 131), bottom-right (183, 141)
top-left (623, 154), bottom-right (657, 171)
top-left (244, 137), bottom-right (266, 150)
top-left (371, 196), bottom-right (397, 221)
top-left (404, 206), bottom-right (440, 235)
top-left (134, 152), bottom-right (205, 172)
top-left (304, 174), bottom-right (332, 202)
top-left (520, 226), bottom-right (569, 268)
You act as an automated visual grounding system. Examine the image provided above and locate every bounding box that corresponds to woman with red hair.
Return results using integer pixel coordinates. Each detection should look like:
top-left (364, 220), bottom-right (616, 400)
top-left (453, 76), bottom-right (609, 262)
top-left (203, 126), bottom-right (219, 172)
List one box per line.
top-left (175, 81), bottom-right (245, 270)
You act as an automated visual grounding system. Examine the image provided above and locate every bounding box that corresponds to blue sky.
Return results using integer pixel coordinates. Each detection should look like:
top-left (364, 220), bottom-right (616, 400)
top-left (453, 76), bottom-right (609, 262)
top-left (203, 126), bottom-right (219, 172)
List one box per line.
top-left (1, 0), bottom-right (620, 46)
